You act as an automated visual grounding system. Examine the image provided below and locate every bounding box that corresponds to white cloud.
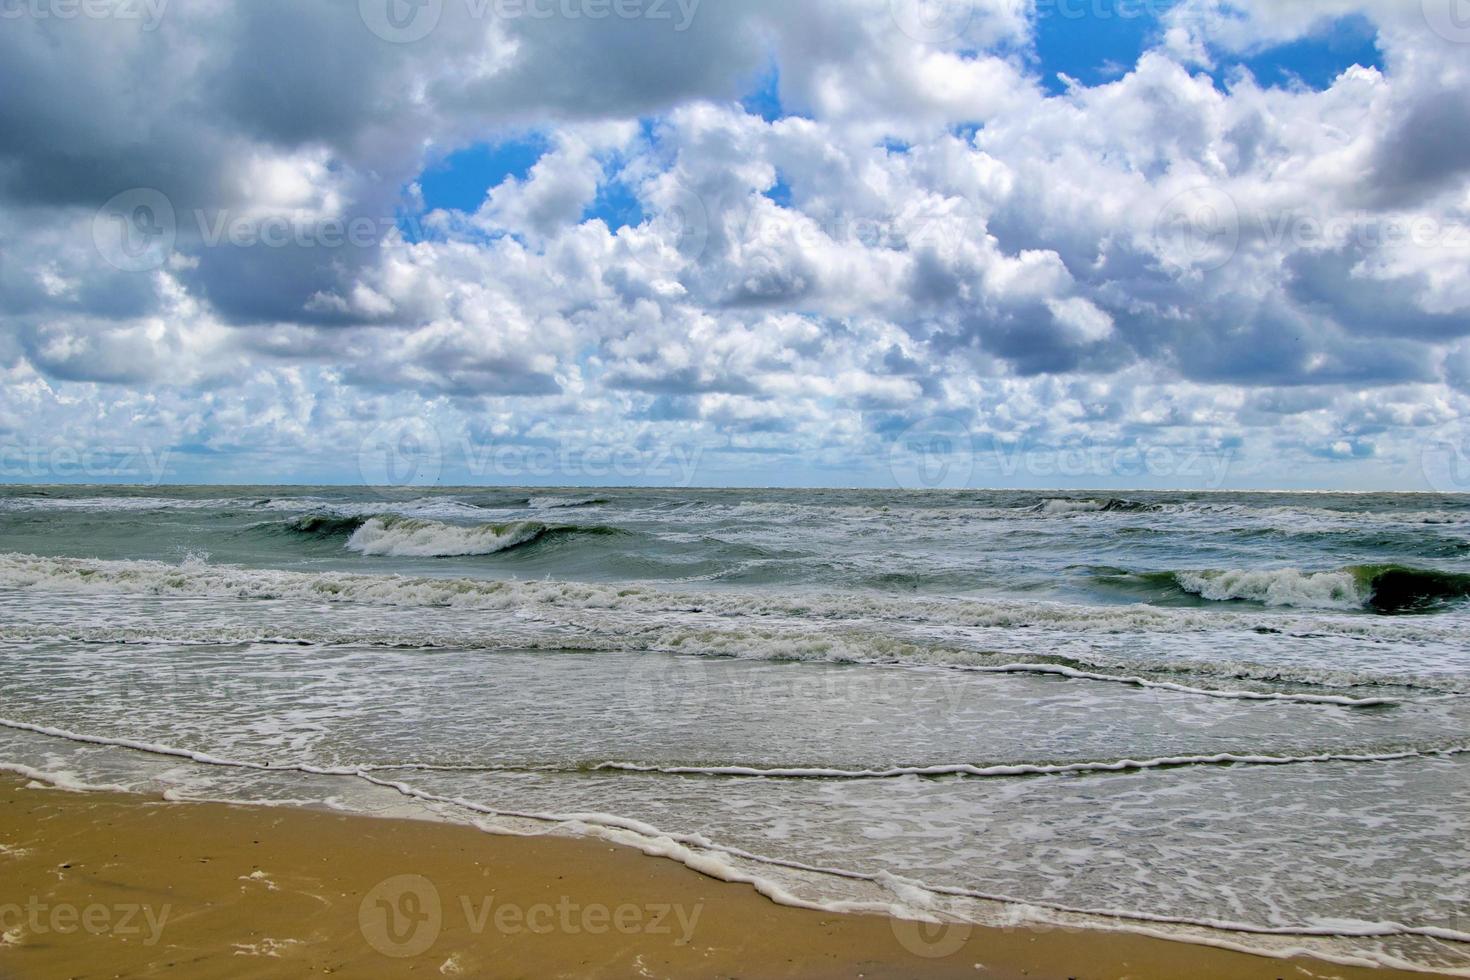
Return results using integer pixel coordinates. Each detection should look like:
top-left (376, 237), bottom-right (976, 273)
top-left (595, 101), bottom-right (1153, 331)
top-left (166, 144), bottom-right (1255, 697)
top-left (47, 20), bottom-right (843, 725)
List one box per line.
top-left (1, 0), bottom-right (1468, 486)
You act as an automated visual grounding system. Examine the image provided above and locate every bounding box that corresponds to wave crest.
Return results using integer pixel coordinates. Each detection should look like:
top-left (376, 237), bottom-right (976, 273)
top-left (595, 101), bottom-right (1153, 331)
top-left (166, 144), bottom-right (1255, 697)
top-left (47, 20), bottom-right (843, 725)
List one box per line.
top-left (528, 496), bottom-right (610, 510)
top-left (1175, 569), bottom-right (1364, 610)
top-left (287, 514), bottom-right (369, 538)
top-left (1035, 498), bottom-right (1160, 516)
top-left (342, 516), bottom-right (623, 558)
top-left (346, 517), bottom-right (549, 557)
top-left (1173, 565), bottom-right (1470, 614)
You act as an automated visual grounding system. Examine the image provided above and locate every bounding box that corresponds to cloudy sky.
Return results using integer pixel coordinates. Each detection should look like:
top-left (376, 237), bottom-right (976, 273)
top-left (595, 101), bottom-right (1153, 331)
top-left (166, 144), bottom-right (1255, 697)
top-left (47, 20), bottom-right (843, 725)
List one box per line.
top-left (2, 0), bottom-right (1469, 490)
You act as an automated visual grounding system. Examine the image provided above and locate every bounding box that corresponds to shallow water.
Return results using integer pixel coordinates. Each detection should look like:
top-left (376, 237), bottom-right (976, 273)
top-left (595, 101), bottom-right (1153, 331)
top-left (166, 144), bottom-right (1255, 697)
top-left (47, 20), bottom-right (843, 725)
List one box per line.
top-left (1, 486), bottom-right (1467, 972)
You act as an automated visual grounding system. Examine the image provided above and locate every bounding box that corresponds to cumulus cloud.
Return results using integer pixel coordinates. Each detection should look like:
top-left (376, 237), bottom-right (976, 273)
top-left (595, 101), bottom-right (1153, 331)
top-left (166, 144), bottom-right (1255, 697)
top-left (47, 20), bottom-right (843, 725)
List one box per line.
top-left (0, 0), bottom-right (1468, 487)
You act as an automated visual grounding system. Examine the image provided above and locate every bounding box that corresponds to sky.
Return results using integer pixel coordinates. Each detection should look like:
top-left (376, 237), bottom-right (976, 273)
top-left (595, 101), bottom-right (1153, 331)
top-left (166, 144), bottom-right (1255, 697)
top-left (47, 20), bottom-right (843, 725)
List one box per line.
top-left (2, 0), bottom-right (1470, 491)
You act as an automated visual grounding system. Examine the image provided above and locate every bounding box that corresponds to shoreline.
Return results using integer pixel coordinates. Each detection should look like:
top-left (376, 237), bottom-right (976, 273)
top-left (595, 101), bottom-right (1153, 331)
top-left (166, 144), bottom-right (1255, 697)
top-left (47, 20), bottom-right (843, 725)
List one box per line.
top-left (0, 775), bottom-right (1458, 979)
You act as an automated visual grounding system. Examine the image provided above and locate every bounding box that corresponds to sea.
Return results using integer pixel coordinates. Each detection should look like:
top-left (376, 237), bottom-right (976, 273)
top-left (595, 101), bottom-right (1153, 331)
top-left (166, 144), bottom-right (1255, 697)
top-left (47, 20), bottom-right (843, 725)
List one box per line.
top-left (1, 485), bottom-right (1467, 973)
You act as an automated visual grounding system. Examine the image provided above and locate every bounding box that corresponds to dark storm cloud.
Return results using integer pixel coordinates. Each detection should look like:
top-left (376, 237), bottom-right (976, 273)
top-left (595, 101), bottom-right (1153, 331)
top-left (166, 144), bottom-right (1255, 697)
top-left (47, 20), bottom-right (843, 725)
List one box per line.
top-left (1287, 247), bottom-right (1470, 342)
top-left (1362, 93), bottom-right (1470, 209)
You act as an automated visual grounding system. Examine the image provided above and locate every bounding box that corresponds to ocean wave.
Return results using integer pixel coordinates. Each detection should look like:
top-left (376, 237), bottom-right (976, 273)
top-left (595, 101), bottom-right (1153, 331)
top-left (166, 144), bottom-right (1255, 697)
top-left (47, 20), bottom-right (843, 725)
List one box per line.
top-left (342, 516), bottom-right (623, 558)
top-left (1175, 568), bottom-right (1365, 610)
top-left (1033, 497), bottom-right (1160, 516)
top-left (1361, 565), bottom-right (1470, 613)
top-left (528, 496), bottom-right (611, 510)
top-left (346, 516), bottom-right (547, 557)
top-left (1172, 565), bottom-right (1470, 614)
top-left (283, 513), bottom-right (369, 538)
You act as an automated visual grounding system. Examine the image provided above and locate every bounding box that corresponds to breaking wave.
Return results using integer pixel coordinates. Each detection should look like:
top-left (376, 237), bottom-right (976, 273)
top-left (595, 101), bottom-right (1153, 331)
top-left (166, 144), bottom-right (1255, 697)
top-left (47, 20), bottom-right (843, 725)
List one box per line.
top-left (528, 496), bottom-right (611, 510)
top-left (346, 516), bottom-right (551, 557)
top-left (1359, 565), bottom-right (1470, 614)
top-left (264, 514), bottom-right (626, 558)
top-left (1173, 568), bottom-right (1366, 611)
top-left (1033, 497), bottom-right (1161, 516)
top-left (1172, 565), bottom-right (1470, 614)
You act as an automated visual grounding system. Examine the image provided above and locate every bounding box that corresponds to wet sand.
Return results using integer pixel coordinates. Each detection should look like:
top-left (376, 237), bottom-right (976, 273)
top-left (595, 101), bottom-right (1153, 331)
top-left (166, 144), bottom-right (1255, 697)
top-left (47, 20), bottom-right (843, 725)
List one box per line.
top-left (0, 776), bottom-right (1453, 979)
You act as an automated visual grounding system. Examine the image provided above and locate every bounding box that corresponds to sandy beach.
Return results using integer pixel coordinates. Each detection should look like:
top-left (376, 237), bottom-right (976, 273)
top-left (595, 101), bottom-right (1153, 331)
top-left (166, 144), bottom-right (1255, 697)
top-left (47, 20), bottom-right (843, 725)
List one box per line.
top-left (0, 775), bottom-right (1453, 980)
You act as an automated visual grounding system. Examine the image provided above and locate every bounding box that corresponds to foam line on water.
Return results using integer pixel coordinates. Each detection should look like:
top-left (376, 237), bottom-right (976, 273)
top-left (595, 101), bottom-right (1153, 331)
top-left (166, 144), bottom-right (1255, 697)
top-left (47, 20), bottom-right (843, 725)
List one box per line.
top-left (6, 617), bottom-right (1464, 699)
top-left (596, 747), bottom-right (1470, 779)
top-left (959, 663), bottom-right (1398, 706)
top-left (0, 617), bottom-right (1408, 708)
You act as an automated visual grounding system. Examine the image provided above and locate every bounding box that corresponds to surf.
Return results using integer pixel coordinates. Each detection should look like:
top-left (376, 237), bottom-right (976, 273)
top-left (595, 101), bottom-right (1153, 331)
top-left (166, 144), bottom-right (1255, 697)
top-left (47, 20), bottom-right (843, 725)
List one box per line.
top-left (259, 514), bottom-right (628, 558)
top-left (1096, 564), bottom-right (1470, 614)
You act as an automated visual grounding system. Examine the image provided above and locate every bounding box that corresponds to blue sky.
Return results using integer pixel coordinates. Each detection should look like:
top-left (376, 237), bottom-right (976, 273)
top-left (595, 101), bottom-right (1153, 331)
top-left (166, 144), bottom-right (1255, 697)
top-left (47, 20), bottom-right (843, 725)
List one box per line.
top-left (419, 137), bottom-right (550, 214)
top-left (2, 0), bottom-right (1468, 491)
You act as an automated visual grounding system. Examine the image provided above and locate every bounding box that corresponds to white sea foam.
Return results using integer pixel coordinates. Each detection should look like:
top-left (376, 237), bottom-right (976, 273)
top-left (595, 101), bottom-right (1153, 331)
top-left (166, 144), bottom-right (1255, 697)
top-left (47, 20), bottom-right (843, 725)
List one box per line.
top-left (345, 517), bottom-right (547, 558)
top-left (1176, 568), bottom-right (1366, 610)
top-left (0, 761), bottom-right (133, 794)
